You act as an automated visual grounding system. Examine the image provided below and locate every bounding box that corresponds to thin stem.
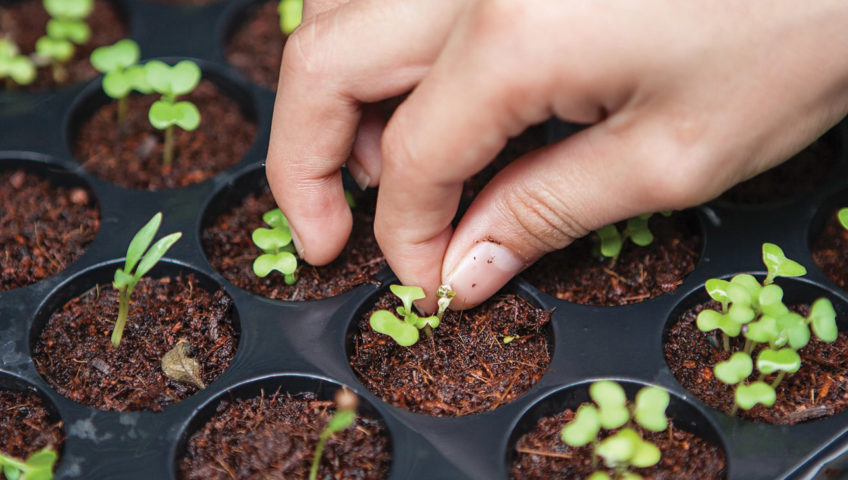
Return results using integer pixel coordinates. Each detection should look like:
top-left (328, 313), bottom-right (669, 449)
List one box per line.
top-left (730, 404), bottom-right (738, 416)
top-left (743, 339), bottom-right (753, 356)
top-left (757, 372), bottom-right (766, 383)
top-left (117, 96), bottom-right (128, 124)
top-left (163, 125), bottom-right (175, 167)
top-left (0, 452), bottom-right (27, 471)
top-left (771, 371), bottom-right (787, 389)
top-left (424, 324), bottom-right (433, 338)
top-left (111, 286), bottom-right (130, 347)
top-left (722, 333), bottom-right (730, 352)
top-left (52, 62), bottom-right (67, 84)
top-left (309, 431), bottom-right (331, 480)
top-left (591, 438), bottom-right (599, 470)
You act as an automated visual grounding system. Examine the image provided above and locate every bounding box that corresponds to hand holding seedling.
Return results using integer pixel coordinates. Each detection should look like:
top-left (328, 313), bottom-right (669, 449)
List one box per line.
top-left (266, 0), bottom-right (848, 312)
top-left (0, 447), bottom-right (57, 480)
top-left (144, 60), bottom-right (201, 167)
top-left (369, 284), bottom-right (454, 346)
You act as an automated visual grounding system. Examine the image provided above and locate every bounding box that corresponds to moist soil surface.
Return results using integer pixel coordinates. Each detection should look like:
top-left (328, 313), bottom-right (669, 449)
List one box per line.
top-left (202, 187), bottom-right (385, 301)
top-left (0, 0), bottom-right (126, 91)
top-left (349, 291), bottom-right (552, 416)
top-left (179, 391), bottom-right (391, 480)
top-left (665, 301), bottom-right (848, 424)
top-left (461, 125), bottom-right (547, 201)
top-left (811, 209), bottom-right (848, 291)
top-left (0, 391), bottom-right (64, 473)
top-left (511, 408), bottom-right (726, 480)
top-left (226, 0), bottom-right (284, 91)
top-left (522, 212), bottom-right (702, 306)
top-left (73, 81), bottom-right (256, 190)
top-left (1, 169), bottom-right (99, 292)
top-left (33, 274), bottom-right (237, 412)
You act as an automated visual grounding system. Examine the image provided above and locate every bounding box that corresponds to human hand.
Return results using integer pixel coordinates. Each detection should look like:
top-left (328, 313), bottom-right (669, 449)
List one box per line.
top-left (267, 0), bottom-right (848, 311)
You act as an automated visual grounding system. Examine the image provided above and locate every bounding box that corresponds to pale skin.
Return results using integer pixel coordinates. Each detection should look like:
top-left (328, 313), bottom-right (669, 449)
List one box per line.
top-left (267, 0), bottom-right (848, 311)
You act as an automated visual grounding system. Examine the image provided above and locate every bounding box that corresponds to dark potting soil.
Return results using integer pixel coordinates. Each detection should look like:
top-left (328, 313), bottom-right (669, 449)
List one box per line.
top-left (0, 0), bottom-right (126, 91)
top-left (349, 291), bottom-right (552, 416)
top-left (811, 208), bottom-right (848, 291)
top-left (73, 81), bottom-right (256, 190)
top-left (226, 0), bottom-right (284, 91)
top-left (665, 301), bottom-right (848, 424)
top-left (461, 125), bottom-right (547, 200)
top-left (510, 408), bottom-right (726, 480)
top-left (521, 212), bottom-right (701, 306)
top-left (179, 391), bottom-right (391, 480)
top-left (202, 187), bottom-right (385, 301)
top-left (33, 274), bottom-right (237, 412)
top-left (0, 391), bottom-right (64, 471)
top-left (0, 169), bottom-right (99, 292)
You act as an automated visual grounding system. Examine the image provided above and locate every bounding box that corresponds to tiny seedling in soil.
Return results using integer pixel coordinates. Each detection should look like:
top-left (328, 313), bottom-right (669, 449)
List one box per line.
top-left (0, 447), bottom-right (58, 480)
top-left (560, 381), bottom-right (669, 480)
top-left (0, 39), bottom-right (36, 88)
top-left (251, 208), bottom-right (299, 284)
top-left (369, 284), bottom-right (456, 346)
top-left (696, 242), bottom-right (837, 414)
top-left (309, 389), bottom-right (358, 480)
top-left (90, 38), bottom-right (150, 122)
top-left (594, 212), bottom-right (671, 265)
top-left (278, 0), bottom-right (303, 34)
top-left (34, 0), bottom-right (94, 83)
top-left (111, 212), bottom-right (182, 347)
top-left (143, 59), bottom-right (201, 167)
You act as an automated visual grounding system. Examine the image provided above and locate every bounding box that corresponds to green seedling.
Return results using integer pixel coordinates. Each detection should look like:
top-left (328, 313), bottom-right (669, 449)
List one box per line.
top-left (33, 36), bottom-right (74, 83)
top-left (0, 447), bottom-right (57, 480)
top-left (278, 0), bottom-right (303, 34)
top-left (0, 39), bottom-right (36, 88)
top-left (594, 211), bottom-right (671, 264)
top-left (734, 382), bottom-right (776, 411)
top-left (560, 381), bottom-right (669, 480)
top-left (111, 212), bottom-right (182, 347)
top-left (34, 0), bottom-right (93, 83)
top-left (251, 208), bottom-right (298, 284)
top-left (309, 389), bottom-right (358, 480)
top-left (90, 39), bottom-right (150, 122)
top-left (369, 284), bottom-right (455, 346)
top-left (144, 60), bottom-right (201, 166)
top-left (839, 208), bottom-right (848, 231)
top-left (762, 242), bottom-right (806, 285)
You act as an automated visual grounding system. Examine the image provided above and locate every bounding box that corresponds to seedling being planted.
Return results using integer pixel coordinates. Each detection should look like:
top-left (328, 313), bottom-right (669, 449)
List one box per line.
top-left (278, 0), bottom-right (303, 34)
top-left (0, 39), bottom-right (36, 88)
top-left (143, 60), bottom-right (201, 167)
top-left (695, 242), bottom-right (838, 414)
top-left (90, 39), bottom-right (150, 122)
top-left (560, 381), bottom-right (669, 480)
top-left (111, 212), bottom-right (182, 347)
top-left (0, 447), bottom-right (57, 480)
top-left (251, 208), bottom-right (298, 285)
top-left (594, 212), bottom-right (671, 265)
top-left (309, 389), bottom-right (358, 480)
top-left (369, 284), bottom-right (456, 346)
top-left (35, 0), bottom-right (93, 83)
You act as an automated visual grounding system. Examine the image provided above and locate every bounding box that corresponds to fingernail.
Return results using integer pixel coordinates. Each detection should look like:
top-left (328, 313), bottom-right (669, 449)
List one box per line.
top-left (444, 241), bottom-right (524, 308)
top-left (347, 161), bottom-right (371, 191)
top-left (289, 225), bottom-right (305, 258)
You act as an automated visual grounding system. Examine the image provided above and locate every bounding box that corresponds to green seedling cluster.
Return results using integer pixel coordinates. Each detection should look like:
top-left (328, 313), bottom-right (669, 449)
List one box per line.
top-left (111, 212), bottom-right (182, 347)
top-left (35, 0), bottom-right (93, 83)
top-left (696, 243), bottom-right (838, 414)
top-left (309, 389), bottom-right (358, 480)
top-left (90, 39), bottom-right (151, 122)
top-left (143, 60), bottom-right (201, 166)
top-left (251, 208), bottom-right (298, 284)
top-left (839, 207), bottom-right (848, 231)
top-left (0, 447), bottom-right (57, 480)
top-left (278, 0), bottom-right (303, 34)
top-left (369, 284), bottom-right (456, 346)
top-left (594, 212), bottom-right (671, 264)
top-left (560, 381), bottom-right (669, 480)
top-left (0, 39), bottom-right (36, 88)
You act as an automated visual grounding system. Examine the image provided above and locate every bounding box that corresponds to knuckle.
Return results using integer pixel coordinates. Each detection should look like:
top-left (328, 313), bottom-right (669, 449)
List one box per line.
top-left (281, 18), bottom-right (332, 78)
top-left (499, 183), bottom-right (587, 256)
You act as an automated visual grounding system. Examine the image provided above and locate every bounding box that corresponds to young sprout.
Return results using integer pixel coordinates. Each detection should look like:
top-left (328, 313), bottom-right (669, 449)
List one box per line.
top-left (90, 39), bottom-right (151, 122)
top-left (309, 389), bottom-right (358, 480)
top-left (839, 208), bottom-right (848, 231)
top-left (278, 0), bottom-right (303, 35)
top-left (0, 447), bottom-right (58, 480)
top-left (33, 36), bottom-right (74, 84)
top-left (369, 284), bottom-right (455, 346)
top-left (762, 242), bottom-right (806, 285)
top-left (34, 0), bottom-right (93, 83)
top-left (251, 208), bottom-right (298, 285)
top-left (593, 211), bottom-right (671, 264)
top-left (560, 381), bottom-right (669, 480)
top-left (111, 212), bottom-right (182, 347)
top-left (143, 60), bottom-right (201, 167)
top-left (0, 39), bottom-right (36, 88)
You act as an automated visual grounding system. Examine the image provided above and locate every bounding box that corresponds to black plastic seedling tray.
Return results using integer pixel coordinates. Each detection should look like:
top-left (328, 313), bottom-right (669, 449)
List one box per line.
top-left (3, 1), bottom-right (848, 479)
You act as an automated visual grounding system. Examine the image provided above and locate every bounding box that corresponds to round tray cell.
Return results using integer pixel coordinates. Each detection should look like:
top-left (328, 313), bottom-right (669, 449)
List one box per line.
top-left (664, 276), bottom-right (848, 424)
top-left (0, 0), bottom-right (128, 92)
top-left (0, 372), bottom-right (65, 475)
top-left (521, 209), bottom-right (703, 306)
top-left (30, 260), bottom-right (240, 412)
top-left (810, 189), bottom-right (848, 294)
top-left (347, 283), bottom-right (553, 417)
top-left (174, 373), bottom-right (393, 480)
top-left (507, 379), bottom-right (727, 480)
top-left (0, 158), bottom-right (100, 292)
top-left (223, 0), bottom-right (287, 91)
top-left (200, 164), bottom-right (386, 301)
top-left (67, 60), bottom-right (258, 191)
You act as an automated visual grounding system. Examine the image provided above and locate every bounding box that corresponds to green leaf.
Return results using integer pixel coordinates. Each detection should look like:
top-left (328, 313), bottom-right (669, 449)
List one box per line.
top-left (705, 278), bottom-right (731, 311)
top-left (734, 382), bottom-right (776, 410)
top-left (325, 409), bottom-right (355, 435)
top-left (145, 59), bottom-right (201, 97)
top-left (135, 232), bottom-right (182, 279)
top-left (412, 314), bottom-right (440, 330)
top-left (44, 0), bottom-right (93, 19)
top-left (590, 381), bottom-right (629, 429)
top-left (90, 38), bottom-right (140, 73)
top-left (3, 56), bottom-right (36, 85)
top-left (729, 274), bottom-right (763, 300)
top-left (696, 309), bottom-right (741, 337)
top-left (839, 208), bottom-right (848, 230)
top-left (762, 243), bottom-right (806, 285)
top-left (620, 474), bottom-right (644, 480)
top-left (629, 437), bottom-right (661, 468)
top-left (633, 386), bottom-right (668, 432)
top-left (744, 315), bottom-right (778, 344)
top-left (588, 473), bottom-right (612, 480)
top-left (626, 216), bottom-right (653, 246)
top-left (253, 251), bottom-right (298, 277)
top-left (595, 225), bottom-right (622, 258)
top-left (713, 352), bottom-right (753, 385)
top-left (728, 304), bottom-right (755, 325)
top-left (389, 285), bottom-right (426, 319)
top-left (759, 284), bottom-right (789, 317)
top-left (112, 268), bottom-right (134, 290)
top-left (279, 0), bottom-right (303, 34)
top-left (252, 227), bottom-right (292, 253)
top-left (776, 312), bottom-right (810, 350)
top-left (809, 298), bottom-right (838, 342)
top-left (35, 36), bottom-right (75, 62)
top-left (560, 404), bottom-right (600, 447)
top-left (263, 208), bottom-right (288, 228)
top-left (756, 348), bottom-right (801, 375)
top-left (596, 428), bottom-right (639, 469)
top-left (25, 448), bottom-right (58, 469)
top-left (125, 64), bottom-right (152, 94)
top-left (148, 100), bottom-right (201, 131)
top-left (125, 212), bottom-right (162, 272)
top-left (102, 70), bottom-right (134, 98)
top-left (4, 466), bottom-right (21, 480)
top-left (46, 18), bottom-right (91, 44)
top-left (369, 310), bottom-right (420, 346)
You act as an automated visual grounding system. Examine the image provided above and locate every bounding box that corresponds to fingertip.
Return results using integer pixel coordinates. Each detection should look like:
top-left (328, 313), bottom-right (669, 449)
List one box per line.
top-left (442, 240), bottom-right (525, 309)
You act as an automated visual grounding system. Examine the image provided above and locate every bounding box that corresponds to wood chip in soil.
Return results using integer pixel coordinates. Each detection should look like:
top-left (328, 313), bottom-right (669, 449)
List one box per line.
top-left (33, 274), bottom-right (237, 412)
top-left (812, 208), bottom-right (848, 291)
top-left (665, 301), bottom-right (848, 424)
top-left (349, 291), bottom-right (552, 416)
top-left (179, 390), bottom-right (391, 480)
top-left (1, 169), bottom-right (99, 291)
top-left (0, 0), bottom-right (126, 91)
top-left (73, 81), bottom-right (256, 190)
top-left (0, 391), bottom-right (64, 468)
top-left (202, 187), bottom-right (385, 301)
top-left (511, 409), bottom-right (726, 480)
top-left (225, 0), bottom-right (285, 91)
top-left (522, 212), bottom-right (701, 306)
